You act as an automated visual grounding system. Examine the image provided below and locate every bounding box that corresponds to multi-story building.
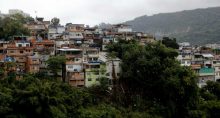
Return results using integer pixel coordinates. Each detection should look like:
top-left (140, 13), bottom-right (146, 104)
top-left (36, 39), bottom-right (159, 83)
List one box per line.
top-left (57, 47), bottom-right (84, 87)
top-left (6, 37), bottom-right (34, 74)
top-left (65, 24), bottom-right (85, 45)
top-left (48, 25), bottom-right (65, 40)
top-left (25, 17), bottom-right (48, 37)
top-left (26, 55), bottom-right (40, 73)
top-left (0, 41), bottom-right (9, 61)
top-left (84, 61), bottom-right (106, 87)
top-left (113, 24), bottom-right (132, 33)
top-left (198, 67), bottom-right (215, 88)
top-left (99, 52), bottom-right (121, 85)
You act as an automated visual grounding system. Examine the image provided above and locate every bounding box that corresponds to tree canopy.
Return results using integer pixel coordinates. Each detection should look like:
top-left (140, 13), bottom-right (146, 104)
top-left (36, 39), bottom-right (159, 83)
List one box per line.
top-left (107, 40), bottom-right (198, 117)
top-left (0, 14), bottom-right (31, 40)
top-left (161, 37), bottom-right (179, 49)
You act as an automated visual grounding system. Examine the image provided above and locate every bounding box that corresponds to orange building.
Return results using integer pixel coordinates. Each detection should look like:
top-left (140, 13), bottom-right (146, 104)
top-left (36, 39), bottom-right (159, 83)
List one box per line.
top-left (6, 41), bottom-right (34, 73)
top-left (26, 56), bottom-right (40, 73)
top-left (66, 71), bottom-right (84, 87)
top-left (31, 39), bottom-right (55, 55)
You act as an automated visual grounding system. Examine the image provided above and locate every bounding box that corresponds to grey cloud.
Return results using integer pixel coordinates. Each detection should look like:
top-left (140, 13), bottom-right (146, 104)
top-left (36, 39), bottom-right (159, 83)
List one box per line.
top-left (0, 0), bottom-right (220, 26)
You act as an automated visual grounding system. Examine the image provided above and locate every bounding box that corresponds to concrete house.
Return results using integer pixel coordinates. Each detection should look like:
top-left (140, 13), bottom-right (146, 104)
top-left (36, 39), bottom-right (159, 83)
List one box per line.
top-left (198, 67), bottom-right (215, 88)
top-left (57, 47), bottom-right (84, 87)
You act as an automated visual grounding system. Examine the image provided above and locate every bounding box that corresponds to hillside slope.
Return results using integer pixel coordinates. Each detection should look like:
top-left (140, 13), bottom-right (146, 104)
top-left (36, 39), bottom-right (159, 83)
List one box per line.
top-left (125, 7), bottom-right (220, 45)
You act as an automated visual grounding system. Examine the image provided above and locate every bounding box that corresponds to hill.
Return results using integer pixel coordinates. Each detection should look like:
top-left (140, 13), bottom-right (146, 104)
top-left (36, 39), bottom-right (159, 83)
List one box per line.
top-left (125, 7), bottom-right (220, 45)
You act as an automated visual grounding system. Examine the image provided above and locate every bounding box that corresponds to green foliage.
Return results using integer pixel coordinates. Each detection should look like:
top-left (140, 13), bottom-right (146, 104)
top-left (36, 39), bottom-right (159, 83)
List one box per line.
top-left (0, 75), bottom-right (85, 118)
top-left (46, 56), bottom-right (66, 79)
top-left (0, 68), bottom-right (4, 76)
top-left (107, 40), bottom-right (199, 117)
top-left (202, 81), bottom-right (220, 100)
top-left (162, 37), bottom-right (179, 49)
top-left (0, 14), bottom-right (30, 40)
top-left (78, 104), bottom-right (123, 118)
top-left (199, 101), bottom-right (220, 118)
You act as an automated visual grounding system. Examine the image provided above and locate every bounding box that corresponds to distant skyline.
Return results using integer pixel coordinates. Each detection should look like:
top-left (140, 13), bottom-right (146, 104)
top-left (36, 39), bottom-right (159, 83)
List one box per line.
top-left (0, 0), bottom-right (220, 26)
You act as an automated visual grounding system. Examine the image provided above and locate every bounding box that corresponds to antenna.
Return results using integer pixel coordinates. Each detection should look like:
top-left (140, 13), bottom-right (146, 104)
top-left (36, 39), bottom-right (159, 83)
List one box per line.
top-left (35, 10), bottom-right (37, 19)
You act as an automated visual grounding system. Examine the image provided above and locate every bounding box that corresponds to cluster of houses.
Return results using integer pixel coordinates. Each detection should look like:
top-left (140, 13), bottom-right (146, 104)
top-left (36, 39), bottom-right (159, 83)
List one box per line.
top-left (178, 42), bottom-right (220, 87)
top-left (1, 10), bottom-right (217, 88)
top-left (0, 16), bottom-right (155, 87)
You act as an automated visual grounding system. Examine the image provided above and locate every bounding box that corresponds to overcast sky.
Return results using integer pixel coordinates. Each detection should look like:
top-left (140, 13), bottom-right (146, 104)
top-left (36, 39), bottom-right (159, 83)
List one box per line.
top-left (0, 0), bottom-right (220, 26)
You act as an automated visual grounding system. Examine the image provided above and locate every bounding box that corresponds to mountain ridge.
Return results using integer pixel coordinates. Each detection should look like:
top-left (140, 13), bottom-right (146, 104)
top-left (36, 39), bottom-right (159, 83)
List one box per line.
top-left (125, 6), bottom-right (220, 45)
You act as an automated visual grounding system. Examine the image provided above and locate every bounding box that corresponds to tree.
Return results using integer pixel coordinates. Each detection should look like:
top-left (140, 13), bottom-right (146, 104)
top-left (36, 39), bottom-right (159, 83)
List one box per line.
top-left (0, 14), bottom-right (30, 40)
top-left (0, 74), bottom-right (86, 118)
top-left (106, 40), bottom-right (199, 117)
top-left (46, 56), bottom-right (66, 80)
top-left (51, 17), bottom-right (60, 26)
top-left (162, 37), bottom-right (179, 49)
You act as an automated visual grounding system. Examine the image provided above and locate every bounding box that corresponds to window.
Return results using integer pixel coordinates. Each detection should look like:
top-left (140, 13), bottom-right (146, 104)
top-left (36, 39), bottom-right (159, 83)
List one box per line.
top-left (96, 78), bottom-right (99, 81)
top-left (94, 71), bottom-right (99, 75)
top-left (20, 51), bottom-right (24, 53)
top-left (93, 58), bottom-right (98, 61)
top-left (117, 73), bottom-right (120, 76)
top-left (75, 58), bottom-right (79, 61)
top-left (68, 66), bottom-right (73, 69)
top-left (18, 44), bottom-right (22, 47)
top-left (88, 78), bottom-right (92, 81)
top-left (74, 69), bottom-right (77, 71)
top-left (26, 44), bottom-right (29, 47)
top-left (10, 51), bottom-right (14, 53)
top-left (106, 73), bottom-right (110, 76)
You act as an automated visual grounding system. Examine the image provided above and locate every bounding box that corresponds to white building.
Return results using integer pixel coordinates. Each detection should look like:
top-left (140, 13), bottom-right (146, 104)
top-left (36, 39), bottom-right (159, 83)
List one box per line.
top-left (48, 25), bottom-right (65, 40)
top-left (113, 24), bottom-right (132, 33)
top-left (99, 52), bottom-right (121, 84)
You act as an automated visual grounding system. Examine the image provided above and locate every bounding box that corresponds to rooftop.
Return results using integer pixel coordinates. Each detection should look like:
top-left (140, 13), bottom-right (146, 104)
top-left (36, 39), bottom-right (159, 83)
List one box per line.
top-left (57, 47), bottom-right (82, 51)
top-left (199, 67), bottom-right (214, 74)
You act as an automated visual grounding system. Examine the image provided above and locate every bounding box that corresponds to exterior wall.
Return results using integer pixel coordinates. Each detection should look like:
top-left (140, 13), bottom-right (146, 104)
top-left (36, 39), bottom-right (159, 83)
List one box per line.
top-left (106, 60), bottom-right (121, 81)
top-left (48, 26), bottom-right (65, 40)
top-left (66, 24), bottom-right (84, 32)
top-left (213, 60), bottom-right (220, 81)
top-left (84, 48), bottom-right (99, 62)
top-left (48, 27), bottom-right (57, 34)
top-left (198, 75), bottom-right (215, 88)
top-left (57, 27), bottom-right (65, 33)
top-left (38, 54), bottom-right (50, 70)
top-left (7, 48), bottom-right (33, 57)
top-left (68, 32), bottom-right (84, 39)
top-left (27, 65), bottom-right (40, 73)
top-left (66, 64), bottom-right (82, 72)
top-left (198, 68), bottom-right (215, 88)
top-left (117, 28), bottom-right (132, 33)
top-left (55, 40), bottom-right (69, 48)
top-left (26, 56), bottom-right (40, 73)
top-left (85, 64), bottom-right (106, 87)
top-left (103, 37), bottom-right (114, 44)
top-left (102, 45), bottom-right (107, 51)
top-left (66, 72), bottom-right (84, 87)
top-left (16, 43), bottom-right (30, 47)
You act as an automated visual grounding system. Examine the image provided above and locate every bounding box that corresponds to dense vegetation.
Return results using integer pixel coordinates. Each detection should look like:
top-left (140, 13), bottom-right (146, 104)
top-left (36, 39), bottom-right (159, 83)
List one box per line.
top-left (0, 14), bottom-right (32, 40)
top-left (1, 40), bottom-right (220, 117)
top-left (125, 7), bottom-right (220, 45)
